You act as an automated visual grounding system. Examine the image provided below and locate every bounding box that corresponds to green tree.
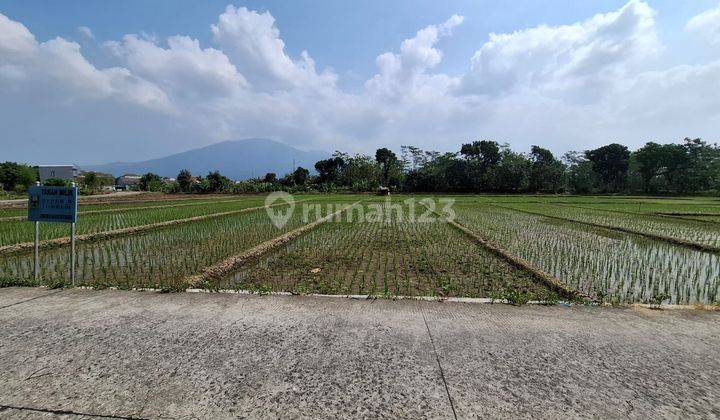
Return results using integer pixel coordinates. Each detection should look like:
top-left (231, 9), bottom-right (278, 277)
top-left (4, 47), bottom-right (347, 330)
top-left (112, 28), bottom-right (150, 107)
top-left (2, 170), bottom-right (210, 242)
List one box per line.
top-left (81, 171), bottom-right (100, 193)
top-left (460, 140), bottom-right (501, 168)
top-left (291, 167), bottom-right (310, 186)
top-left (489, 149), bottom-right (531, 192)
top-left (177, 169), bottom-right (193, 192)
top-left (263, 172), bottom-right (277, 183)
top-left (0, 162), bottom-right (37, 192)
top-left (585, 143), bottom-right (630, 193)
top-left (459, 140), bottom-right (503, 191)
top-left (139, 173), bottom-right (163, 191)
top-left (340, 153), bottom-right (380, 191)
top-left (314, 155), bottom-right (346, 184)
top-left (529, 146), bottom-right (566, 193)
top-left (683, 138), bottom-right (720, 193)
top-left (207, 171), bottom-right (231, 192)
top-left (400, 145), bottom-right (426, 171)
top-left (375, 148), bottom-right (401, 187)
top-left (563, 152), bottom-right (598, 194)
top-left (634, 142), bottom-right (689, 193)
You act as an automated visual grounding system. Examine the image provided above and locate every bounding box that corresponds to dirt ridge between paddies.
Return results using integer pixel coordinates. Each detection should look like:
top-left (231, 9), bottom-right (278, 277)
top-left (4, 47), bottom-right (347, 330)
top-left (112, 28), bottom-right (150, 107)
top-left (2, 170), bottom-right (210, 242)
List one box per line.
top-left (421, 204), bottom-right (591, 302)
top-left (0, 193), bottom-right (249, 209)
top-left (494, 204), bottom-right (720, 254)
top-left (185, 201), bottom-right (361, 288)
top-left (0, 198), bottom-right (260, 222)
top-left (553, 203), bottom-right (720, 226)
top-left (0, 199), bottom-right (310, 256)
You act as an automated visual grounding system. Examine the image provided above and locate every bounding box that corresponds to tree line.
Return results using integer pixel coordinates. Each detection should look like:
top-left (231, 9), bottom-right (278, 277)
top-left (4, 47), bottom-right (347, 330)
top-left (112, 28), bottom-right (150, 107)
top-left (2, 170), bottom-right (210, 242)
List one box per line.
top-left (2, 137), bottom-right (718, 197)
top-left (151, 137), bottom-right (719, 195)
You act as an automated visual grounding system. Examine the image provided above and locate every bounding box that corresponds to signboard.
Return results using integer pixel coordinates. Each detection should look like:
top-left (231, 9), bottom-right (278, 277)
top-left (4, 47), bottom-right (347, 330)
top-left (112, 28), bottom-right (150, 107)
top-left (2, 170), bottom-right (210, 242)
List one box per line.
top-left (28, 186), bottom-right (78, 223)
top-left (39, 165), bottom-right (76, 183)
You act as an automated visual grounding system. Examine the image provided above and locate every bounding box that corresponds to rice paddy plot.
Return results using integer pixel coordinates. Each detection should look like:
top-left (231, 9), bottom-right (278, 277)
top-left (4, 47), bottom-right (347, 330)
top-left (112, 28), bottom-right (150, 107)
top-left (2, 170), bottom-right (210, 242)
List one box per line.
top-left (1, 193), bottom-right (718, 305)
top-left (555, 202), bottom-right (720, 216)
top-left (0, 194), bottom-right (268, 218)
top-left (221, 202), bottom-right (557, 301)
top-left (453, 204), bottom-right (720, 304)
top-left (0, 197), bottom-right (270, 247)
top-left (499, 202), bottom-right (720, 249)
top-left (0, 201), bottom-right (338, 289)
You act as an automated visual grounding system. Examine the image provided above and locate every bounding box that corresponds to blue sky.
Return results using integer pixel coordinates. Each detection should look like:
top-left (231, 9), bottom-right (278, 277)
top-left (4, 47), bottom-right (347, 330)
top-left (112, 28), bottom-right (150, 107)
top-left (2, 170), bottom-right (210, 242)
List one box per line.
top-left (1, 1), bottom-right (719, 164)
top-left (4, 1), bottom-right (715, 81)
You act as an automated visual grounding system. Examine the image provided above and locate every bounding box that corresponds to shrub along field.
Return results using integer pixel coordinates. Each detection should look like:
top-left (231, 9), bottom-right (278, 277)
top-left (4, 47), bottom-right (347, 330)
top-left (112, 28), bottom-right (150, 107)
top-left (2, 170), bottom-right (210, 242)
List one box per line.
top-left (0, 193), bottom-right (718, 305)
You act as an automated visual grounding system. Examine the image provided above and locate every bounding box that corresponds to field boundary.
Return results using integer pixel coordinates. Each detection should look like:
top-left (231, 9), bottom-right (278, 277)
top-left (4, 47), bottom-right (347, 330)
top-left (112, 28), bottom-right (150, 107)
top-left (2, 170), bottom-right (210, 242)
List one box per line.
top-left (494, 204), bottom-right (720, 254)
top-left (0, 200), bottom-right (309, 256)
top-left (0, 198), bottom-right (261, 222)
top-left (655, 211), bottom-right (720, 216)
top-left (553, 203), bottom-right (720, 226)
top-left (0, 193), bottom-right (261, 209)
top-left (10, 285), bottom-right (720, 310)
top-left (185, 201), bottom-right (361, 287)
top-left (422, 204), bottom-right (591, 302)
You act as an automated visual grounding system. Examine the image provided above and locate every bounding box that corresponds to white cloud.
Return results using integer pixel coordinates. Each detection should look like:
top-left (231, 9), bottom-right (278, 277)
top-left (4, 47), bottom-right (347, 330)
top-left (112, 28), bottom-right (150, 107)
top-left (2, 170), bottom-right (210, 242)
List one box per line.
top-left (106, 34), bottom-right (247, 99)
top-left (0, 16), bottom-right (169, 112)
top-left (0, 2), bottom-right (719, 166)
top-left (462, 0), bottom-right (661, 102)
top-left (0, 13), bottom-right (37, 58)
top-left (365, 15), bottom-right (464, 100)
top-left (77, 26), bottom-right (94, 40)
top-left (210, 5), bottom-right (336, 92)
top-left (686, 3), bottom-right (720, 45)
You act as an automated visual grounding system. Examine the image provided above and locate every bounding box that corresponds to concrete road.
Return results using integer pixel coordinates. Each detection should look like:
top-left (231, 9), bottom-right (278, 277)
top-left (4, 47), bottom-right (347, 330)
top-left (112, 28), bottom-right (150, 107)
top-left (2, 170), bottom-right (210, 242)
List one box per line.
top-left (0, 288), bottom-right (718, 419)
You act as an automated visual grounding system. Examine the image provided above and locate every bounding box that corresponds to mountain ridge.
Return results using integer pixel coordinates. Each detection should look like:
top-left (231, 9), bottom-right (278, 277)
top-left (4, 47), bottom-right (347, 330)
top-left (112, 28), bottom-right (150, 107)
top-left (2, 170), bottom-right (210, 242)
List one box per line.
top-left (82, 138), bottom-right (328, 180)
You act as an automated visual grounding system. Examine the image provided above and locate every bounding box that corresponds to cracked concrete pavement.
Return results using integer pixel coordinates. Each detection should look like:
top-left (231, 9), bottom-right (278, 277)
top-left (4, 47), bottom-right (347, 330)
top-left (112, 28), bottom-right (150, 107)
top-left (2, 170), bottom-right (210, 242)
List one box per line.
top-left (0, 287), bottom-right (718, 419)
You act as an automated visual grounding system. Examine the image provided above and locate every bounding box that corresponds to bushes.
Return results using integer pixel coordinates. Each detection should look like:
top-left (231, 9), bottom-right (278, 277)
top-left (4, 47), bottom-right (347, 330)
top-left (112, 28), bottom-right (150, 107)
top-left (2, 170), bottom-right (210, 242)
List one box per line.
top-left (0, 162), bottom-right (37, 193)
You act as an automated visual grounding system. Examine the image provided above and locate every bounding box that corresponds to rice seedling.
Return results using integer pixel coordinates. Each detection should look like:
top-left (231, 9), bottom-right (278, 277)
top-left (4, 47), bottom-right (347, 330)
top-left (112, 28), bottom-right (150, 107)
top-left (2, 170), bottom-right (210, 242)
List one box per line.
top-left (453, 203), bottom-right (720, 304)
top-left (2, 193), bottom-right (718, 305)
top-left (0, 197), bottom-right (270, 247)
top-left (495, 202), bottom-right (720, 249)
top-left (0, 200), bottom-right (341, 290)
top-left (222, 202), bottom-right (556, 301)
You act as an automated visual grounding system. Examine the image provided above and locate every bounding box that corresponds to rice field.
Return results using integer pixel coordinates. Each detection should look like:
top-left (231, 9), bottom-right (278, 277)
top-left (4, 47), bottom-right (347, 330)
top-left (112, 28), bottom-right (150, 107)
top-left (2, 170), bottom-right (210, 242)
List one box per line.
top-left (221, 202), bottom-right (556, 302)
top-left (1, 193), bottom-right (718, 305)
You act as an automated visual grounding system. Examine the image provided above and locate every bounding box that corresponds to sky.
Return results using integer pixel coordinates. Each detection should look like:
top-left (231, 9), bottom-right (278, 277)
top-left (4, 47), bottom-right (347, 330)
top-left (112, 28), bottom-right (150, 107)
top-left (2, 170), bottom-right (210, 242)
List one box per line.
top-left (1, 0), bottom-right (719, 165)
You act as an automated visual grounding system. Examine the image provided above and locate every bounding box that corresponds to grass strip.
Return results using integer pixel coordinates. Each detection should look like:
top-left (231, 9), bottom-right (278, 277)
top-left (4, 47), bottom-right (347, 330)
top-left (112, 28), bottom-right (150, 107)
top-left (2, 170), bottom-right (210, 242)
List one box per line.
top-left (496, 204), bottom-right (720, 254)
top-left (185, 201), bottom-right (361, 288)
top-left (0, 193), bottom-right (245, 209)
top-left (554, 203), bottom-right (720, 226)
top-left (0, 198), bottom-right (256, 222)
top-left (0, 200), bottom-right (309, 256)
top-left (422, 204), bottom-right (591, 302)
top-left (654, 212), bottom-right (720, 217)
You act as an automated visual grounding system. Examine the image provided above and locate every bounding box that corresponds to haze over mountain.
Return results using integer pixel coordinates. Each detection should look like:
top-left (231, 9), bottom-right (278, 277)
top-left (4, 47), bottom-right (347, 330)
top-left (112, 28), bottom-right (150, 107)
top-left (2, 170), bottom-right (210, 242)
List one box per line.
top-left (83, 139), bottom-right (328, 180)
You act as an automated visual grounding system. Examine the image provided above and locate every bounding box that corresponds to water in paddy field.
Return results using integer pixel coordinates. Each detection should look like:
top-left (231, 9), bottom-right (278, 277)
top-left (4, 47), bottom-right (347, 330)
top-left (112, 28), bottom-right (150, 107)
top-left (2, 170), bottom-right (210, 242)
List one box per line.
top-left (454, 205), bottom-right (720, 305)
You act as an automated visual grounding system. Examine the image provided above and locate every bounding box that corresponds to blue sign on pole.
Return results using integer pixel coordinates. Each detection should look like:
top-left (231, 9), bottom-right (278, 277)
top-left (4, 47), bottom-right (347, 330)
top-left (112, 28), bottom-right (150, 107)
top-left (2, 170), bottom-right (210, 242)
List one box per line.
top-left (28, 186), bottom-right (78, 223)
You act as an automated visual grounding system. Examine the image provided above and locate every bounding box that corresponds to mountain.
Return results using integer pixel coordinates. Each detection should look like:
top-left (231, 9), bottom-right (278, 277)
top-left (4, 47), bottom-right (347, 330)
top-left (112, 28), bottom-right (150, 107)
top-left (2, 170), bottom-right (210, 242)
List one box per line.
top-left (83, 139), bottom-right (328, 180)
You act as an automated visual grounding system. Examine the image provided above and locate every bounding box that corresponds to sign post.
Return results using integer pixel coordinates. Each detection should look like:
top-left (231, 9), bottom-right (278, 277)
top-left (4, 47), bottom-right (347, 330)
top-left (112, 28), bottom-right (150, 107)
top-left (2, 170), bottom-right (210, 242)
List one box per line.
top-left (70, 182), bottom-right (77, 285)
top-left (28, 184), bottom-right (79, 285)
top-left (34, 181), bottom-right (40, 282)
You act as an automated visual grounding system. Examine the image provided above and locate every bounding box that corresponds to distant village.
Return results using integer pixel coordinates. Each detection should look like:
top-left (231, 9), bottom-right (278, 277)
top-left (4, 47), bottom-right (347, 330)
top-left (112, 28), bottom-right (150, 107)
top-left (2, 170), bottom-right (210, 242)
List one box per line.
top-left (49, 167), bottom-right (175, 192)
